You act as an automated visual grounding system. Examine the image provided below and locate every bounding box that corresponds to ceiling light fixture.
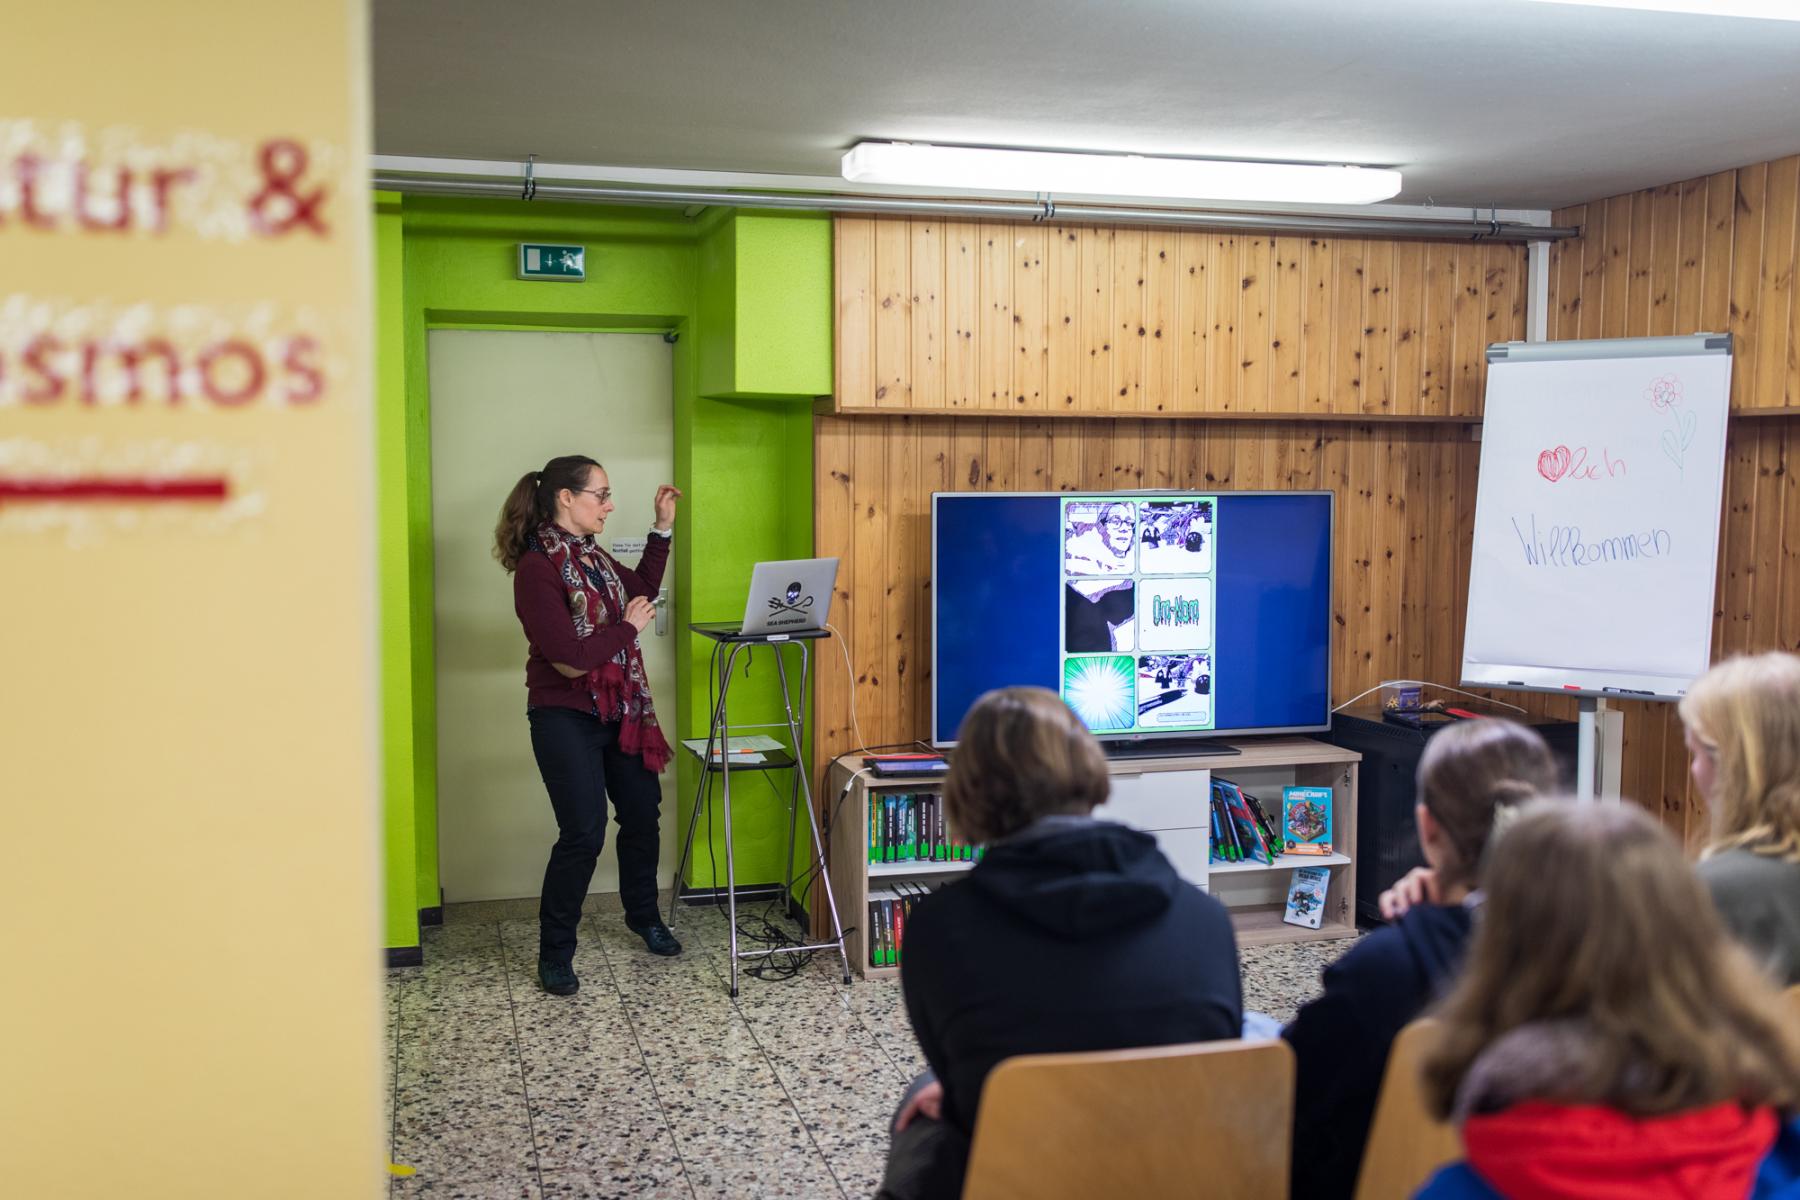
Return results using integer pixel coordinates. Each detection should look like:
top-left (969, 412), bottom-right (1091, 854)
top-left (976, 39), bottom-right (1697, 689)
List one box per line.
top-left (1524, 0), bottom-right (1800, 18)
top-left (840, 141), bottom-right (1403, 205)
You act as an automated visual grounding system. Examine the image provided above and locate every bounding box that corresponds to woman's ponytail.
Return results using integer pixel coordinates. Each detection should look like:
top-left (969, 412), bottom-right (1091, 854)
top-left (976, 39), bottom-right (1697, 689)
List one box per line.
top-left (493, 455), bottom-right (602, 572)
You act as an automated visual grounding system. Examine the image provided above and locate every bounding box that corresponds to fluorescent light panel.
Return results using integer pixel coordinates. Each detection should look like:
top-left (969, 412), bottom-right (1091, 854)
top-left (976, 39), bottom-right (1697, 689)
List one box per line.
top-left (841, 142), bottom-right (1402, 205)
top-left (1525, 0), bottom-right (1800, 17)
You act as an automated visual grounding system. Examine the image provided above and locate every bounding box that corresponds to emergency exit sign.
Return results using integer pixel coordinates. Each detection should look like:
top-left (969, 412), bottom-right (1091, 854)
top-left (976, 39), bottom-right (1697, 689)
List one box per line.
top-left (517, 243), bottom-right (585, 281)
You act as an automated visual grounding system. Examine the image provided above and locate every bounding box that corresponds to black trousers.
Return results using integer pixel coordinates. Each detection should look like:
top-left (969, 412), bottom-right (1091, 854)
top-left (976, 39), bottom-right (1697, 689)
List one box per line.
top-left (528, 706), bottom-right (664, 964)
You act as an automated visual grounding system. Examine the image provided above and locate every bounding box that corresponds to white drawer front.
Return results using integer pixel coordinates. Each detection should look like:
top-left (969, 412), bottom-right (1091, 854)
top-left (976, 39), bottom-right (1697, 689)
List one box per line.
top-left (1149, 826), bottom-right (1212, 890)
top-left (1095, 768), bottom-right (1211, 831)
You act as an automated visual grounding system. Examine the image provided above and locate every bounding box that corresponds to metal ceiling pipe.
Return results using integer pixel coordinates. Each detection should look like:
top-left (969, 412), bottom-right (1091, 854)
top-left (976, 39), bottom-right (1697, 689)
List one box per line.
top-left (372, 171), bottom-right (1577, 243)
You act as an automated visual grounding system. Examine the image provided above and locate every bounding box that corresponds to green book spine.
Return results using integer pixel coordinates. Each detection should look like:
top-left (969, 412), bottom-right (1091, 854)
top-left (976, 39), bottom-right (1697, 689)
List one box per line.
top-left (868, 794), bottom-right (878, 863)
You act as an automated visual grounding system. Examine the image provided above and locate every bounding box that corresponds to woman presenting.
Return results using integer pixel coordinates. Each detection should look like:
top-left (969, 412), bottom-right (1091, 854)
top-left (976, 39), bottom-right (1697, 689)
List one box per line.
top-left (494, 454), bottom-right (683, 996)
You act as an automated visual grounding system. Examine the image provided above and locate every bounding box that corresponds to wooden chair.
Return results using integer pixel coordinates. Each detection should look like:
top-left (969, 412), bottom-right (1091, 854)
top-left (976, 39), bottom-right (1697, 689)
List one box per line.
top-left (960, 1038), bottom-right (1294, 1200)
top-left (1353, 1018), bottom-right (1462, 1200)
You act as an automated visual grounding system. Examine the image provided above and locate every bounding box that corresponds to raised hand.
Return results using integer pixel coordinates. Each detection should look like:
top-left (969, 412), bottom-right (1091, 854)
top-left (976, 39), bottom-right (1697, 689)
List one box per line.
top-left (653, 484), bottom-right (682, 531)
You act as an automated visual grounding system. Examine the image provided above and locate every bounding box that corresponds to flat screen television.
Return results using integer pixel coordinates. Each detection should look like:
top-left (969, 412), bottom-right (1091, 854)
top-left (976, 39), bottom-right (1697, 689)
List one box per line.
top-left (932, 490), bottom-right (1334, 748)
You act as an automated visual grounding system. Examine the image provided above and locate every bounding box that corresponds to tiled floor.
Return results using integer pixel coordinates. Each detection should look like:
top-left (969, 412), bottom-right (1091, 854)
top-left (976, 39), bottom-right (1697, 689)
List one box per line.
top-left (385, 893), bottom-right (1346, 1199)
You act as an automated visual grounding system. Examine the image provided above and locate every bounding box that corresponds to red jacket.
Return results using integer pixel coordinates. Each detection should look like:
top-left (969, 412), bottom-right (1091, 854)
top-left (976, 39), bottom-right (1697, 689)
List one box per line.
top-left (512, 532), bottom-right (669, 713)
top-left (1438, 1100), bottom-right (1779, 1200)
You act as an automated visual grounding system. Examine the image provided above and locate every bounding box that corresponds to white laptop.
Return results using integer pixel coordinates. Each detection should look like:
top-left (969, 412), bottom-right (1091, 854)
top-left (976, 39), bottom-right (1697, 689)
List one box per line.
top-left (693, 557), bottom-right (838, 637)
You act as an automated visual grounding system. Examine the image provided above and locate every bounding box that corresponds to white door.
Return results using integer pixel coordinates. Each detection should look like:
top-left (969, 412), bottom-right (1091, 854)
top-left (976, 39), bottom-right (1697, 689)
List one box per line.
top-left (428, 330), bottom-right (677, 902)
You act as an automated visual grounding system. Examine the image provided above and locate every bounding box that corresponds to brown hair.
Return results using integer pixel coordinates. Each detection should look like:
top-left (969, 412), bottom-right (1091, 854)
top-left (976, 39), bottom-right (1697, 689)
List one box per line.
top-left (1415, 718), bottom-right (1557, 889)
top-left (493, 455), bottom-right (600, 572)
top-left (1422, 801), bottom-right (1800, 1119)
top-left (1678, 651), bottom-right (1800, 864)
top-left (943, 687), bottom-right (1110, 845)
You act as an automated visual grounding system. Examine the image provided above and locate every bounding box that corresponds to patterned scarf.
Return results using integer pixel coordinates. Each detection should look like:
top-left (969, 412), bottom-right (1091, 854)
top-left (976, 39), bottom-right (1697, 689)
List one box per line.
top-left (530, 521), bottom-right (672, 773)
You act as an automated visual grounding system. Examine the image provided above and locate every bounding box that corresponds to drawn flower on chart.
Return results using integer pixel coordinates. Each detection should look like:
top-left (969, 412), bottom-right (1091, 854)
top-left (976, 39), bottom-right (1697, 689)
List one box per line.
top-left (1646, 375), bottom-right (1682, 410)
top-left (1648, 373), bottom-right (1695, 477)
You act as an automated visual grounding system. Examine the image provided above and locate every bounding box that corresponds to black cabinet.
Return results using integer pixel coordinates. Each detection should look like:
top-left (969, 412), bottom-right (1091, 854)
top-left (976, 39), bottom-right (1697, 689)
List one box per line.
top-left (1324, 710), bottom-right (1579, 925)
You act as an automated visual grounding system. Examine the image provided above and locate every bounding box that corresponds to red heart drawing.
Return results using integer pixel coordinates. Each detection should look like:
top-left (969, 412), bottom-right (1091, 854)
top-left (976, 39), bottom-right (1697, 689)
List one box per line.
top-left (1537, 446), bottom-right (1571, 482)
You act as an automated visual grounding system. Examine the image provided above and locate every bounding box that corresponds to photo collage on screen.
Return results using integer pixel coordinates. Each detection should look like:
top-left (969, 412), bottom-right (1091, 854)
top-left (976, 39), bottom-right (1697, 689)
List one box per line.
top-left (1059, 496), bottom-right (1217, 733)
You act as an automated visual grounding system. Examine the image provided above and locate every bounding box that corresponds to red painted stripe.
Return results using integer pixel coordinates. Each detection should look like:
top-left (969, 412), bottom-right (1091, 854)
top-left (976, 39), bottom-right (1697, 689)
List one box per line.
top-left (0, 477), bottom-right (230, 502)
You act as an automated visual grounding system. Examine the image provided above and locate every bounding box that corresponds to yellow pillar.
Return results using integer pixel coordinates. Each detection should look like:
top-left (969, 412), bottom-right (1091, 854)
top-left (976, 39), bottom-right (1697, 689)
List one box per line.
top-left (1, 4), bottom-right (382, 1196)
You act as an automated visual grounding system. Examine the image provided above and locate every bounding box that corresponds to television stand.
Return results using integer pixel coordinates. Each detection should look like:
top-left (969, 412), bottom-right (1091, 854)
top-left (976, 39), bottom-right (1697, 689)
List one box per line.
top-left (1104, 738), bottom-right (1240, 761)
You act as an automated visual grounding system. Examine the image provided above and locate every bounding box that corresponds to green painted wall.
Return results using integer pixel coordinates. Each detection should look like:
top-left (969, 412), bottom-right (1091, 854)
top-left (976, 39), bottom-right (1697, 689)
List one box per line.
top-left (377, 196), bottom-right (831, 948)
top-left (375, 192), bottom-right (417, 950)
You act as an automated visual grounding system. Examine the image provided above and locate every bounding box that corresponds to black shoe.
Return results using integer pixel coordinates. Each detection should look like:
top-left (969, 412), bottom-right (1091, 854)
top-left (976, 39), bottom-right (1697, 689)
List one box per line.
top-left (626, 918), bottom-right (683, 957)
top-left (537, 958), bottom-right (579, 995)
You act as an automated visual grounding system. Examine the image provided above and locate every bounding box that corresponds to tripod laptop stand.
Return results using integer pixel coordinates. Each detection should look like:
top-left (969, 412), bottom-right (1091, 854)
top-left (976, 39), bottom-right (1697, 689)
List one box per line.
top-left (668, 625), bottom-right (851, 996)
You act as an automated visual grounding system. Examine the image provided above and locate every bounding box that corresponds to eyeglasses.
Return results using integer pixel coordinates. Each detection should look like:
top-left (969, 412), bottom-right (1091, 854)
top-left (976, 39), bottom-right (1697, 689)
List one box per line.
top-left (576, 488), bottom-right (612, 504)
top-left (1102, 516), bottom-right (1133, 529)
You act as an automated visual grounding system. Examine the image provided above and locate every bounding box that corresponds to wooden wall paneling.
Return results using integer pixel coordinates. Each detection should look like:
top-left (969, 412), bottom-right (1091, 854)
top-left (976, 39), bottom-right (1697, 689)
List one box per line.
top-left (814, 415), bottom-right (855, 755)
top-left (1450, 244), bottom-right (1486, 417)
top-left (887, 417), bottom-right (922, 738)
top-left (951, 413), bottom-right (985, 492)
top-left (1048, 226), bottom-right (1082, 410)
top-left (1302, 238), bottom-right (1334, 413)
top-left (1080, 228), bottom-right (1114, 409)
top-left (1729, 163), bottom-right (1769, 411)
top-left (1481, 244), bottom-right (1518, 378)
top-left (910, 220), bottom-right (946, 408)
top-left (1238, 236), bottom-right (1273, 414)
top-left (1330, 240), bottom-right (1365, 415)
top-left (1369, 432), bottom-right (1406, 676)
top-left (1699, 171), bottom-right (1736, 334)
top-left (918, 416), bottom-right (957, 734)
top-left (1450, 436), bottom-right (1481, 685)
top-left (836, 219), bottom-right (876, 408)
top-left (851, 416), bottom-right (890, 739)
top-left (1271, 237), bottom-right (1305, 411)
top-left (1390, 240), bottom-right (1425, 416)
top-left (1050, 410), bottom-right (1083, 491)
top-left (1014, 224), bottom-right (1049, 410)
top-left (1144, 410), bottom-right (1178, 488)
top-left (945, 221), bottom-right (980, 407)
top-left (986, 413), bottom-right (1021, 490)
top-left (1625, 187), bottom-right (1656, 335)
top-left (874, 218), bottom-right (913, 408)
top-left (1209, 235), bottom-right (1240, 412)
top-left (1718, 417), bottom-right (1762, 658)
top-left (1145, 232), bottom-right (1179, 414)
top-left (1749, 424), bottom-right (1789, 652)
top-left (1342, 429), bottom-right (1376, 680)
top-left (1577, 199), bottom-right (1609, 340)
top-left (1362, 240), bottom-right (1395, 415)
top-left (1662, 704), bottom-right (1698, 847)
top-left (1112, 227), bottom-right (1149, 411)
top-left (1549, 205), bottom-right (1585, 341)
top-left (1420, 245), bottom-right (1454, 415)
top-left (1671, 180), bottom-right (1707, 334)
top-left (1784, 419), bottom-right (1800, 654)
top-left (1173, 231), bottom-right (1209, 413)
top-left (1755, 156), bottom-right (1798, 410)
top-left (1599, 193), bottom-right (1634, 340)
top-left (978, 226), bottom-right (1015, 407)
top-left (1400, 427), bottom-right (1431, 681)
top-left (1648, 184), bottom-right (1680, 337)
top-left (1422, 435), bottom-right (1459, 684)
top-left (1785, 159), bottom-right (1800, 409)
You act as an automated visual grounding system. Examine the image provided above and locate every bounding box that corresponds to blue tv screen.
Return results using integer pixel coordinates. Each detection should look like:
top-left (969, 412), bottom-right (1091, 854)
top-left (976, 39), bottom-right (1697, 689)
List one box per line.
top-left (932, 491), bottom-right (1334, 745)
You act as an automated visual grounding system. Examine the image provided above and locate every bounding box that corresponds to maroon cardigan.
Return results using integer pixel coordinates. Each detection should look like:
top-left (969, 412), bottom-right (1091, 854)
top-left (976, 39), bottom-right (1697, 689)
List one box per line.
top-left (512, 531), bottom-right (670, 713)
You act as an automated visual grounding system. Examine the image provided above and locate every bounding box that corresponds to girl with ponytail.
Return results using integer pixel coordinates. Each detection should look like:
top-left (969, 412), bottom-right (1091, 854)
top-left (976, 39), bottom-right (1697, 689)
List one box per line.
top-left (1283, 719), bottom-right (1559, 1200)
top-left (496, 455), bottom-right (685, 995)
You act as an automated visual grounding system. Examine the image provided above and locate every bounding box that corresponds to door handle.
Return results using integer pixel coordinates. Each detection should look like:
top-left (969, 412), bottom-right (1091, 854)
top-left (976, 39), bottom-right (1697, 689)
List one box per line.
top-left (655, 587), bottom-right (670, 637)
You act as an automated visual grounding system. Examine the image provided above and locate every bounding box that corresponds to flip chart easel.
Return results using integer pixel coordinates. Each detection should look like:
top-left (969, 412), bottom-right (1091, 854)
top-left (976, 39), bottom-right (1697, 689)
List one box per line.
top-left (1462, 334), bottom-right (1733, 801)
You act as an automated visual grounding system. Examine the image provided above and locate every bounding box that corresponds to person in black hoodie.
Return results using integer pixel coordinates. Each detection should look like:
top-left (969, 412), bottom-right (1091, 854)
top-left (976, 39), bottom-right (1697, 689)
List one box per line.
top-left (876, 686), bottom-right (1242, 1200)
top-left (1282, 718), bottom-right (1557, 1200)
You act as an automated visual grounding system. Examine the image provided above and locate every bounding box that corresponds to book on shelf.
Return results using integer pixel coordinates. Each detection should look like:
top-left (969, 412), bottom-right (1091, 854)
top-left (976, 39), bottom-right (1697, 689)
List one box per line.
top-left (1214, 778), bottom-right (1276, 864)
top-left (1242, 792), bottom-right (1287, 856)
top-left (1281, 785), bottom-right (1334, 855)
top-left (868, 792), bottom-right (981, 865)
top-left (867, 881), bottom-right (937, 968)
top-left (1283, 865), bottom-right (1331, 929)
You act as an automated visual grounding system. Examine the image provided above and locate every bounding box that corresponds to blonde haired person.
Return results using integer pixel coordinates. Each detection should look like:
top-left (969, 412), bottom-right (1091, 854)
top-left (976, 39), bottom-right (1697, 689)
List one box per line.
top-left (1284, 719), bottom-right (1557, 1200)
top-left (1415, 802), bottom-right (1800, 1199)
top-left (1680, 651), bottom-right (1800, 986)
top-left (875, 687), bottom-right (1242, 1200)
